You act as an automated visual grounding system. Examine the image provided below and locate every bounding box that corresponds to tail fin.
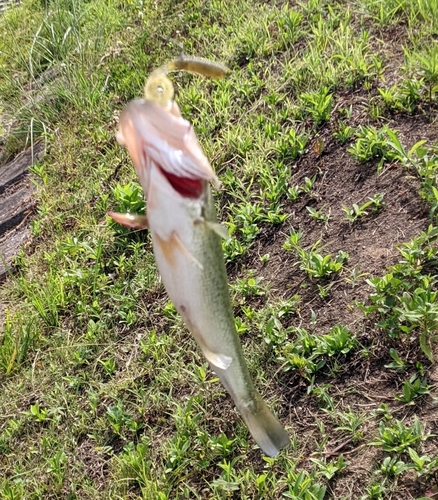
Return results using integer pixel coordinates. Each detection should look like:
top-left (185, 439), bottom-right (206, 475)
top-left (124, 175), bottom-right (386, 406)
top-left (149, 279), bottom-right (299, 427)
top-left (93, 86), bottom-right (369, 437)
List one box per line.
top-left (238, 394), bottom-right (289, 457)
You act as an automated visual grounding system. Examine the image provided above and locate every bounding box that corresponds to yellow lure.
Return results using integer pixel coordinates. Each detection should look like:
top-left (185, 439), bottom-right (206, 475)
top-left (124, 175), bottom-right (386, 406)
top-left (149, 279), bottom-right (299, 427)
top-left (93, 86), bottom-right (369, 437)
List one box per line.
top-left (144, 55), bottom-right (229, 105)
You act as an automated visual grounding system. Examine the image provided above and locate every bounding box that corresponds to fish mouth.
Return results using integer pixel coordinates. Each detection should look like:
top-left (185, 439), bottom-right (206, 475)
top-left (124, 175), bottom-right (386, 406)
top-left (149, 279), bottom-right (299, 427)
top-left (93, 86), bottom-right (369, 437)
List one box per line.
top-left (157, 165), bottom-right (204, 199)
top-left (118, 98), bottom-right (212, 200)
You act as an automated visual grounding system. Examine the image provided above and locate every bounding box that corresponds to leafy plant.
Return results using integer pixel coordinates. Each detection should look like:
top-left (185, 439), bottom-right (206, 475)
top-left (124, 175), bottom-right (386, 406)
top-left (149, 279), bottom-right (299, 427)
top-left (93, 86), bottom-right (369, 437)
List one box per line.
top-left (46, 450), bottom-right (67, 492)
top-left (310, 455), bottom-right (349, 480)
top-left (348, 125), bottom-right (401, 171)
top-left (370, 417), bottom-right (431, 453)
top-left (315, 325), bottom-right (357, 356)
top-left (278, 325), bottom-right (357, 379)
top-left (232, 272), bottom-right (267, 298)
top-left (379, 456), bottom-right (410, 477)
top-left (324, 406), bottom-right (367, 443)
top-left (106, 401), bottom-right (140, 436)
top-left (361, 482), bottom-right (387, 500)
top-left (283, 229), bottom-right (304, 250)
top-left (394, 276), bottom-right (438, 361)
top-left (395, 374), bottom-right (431, 404)
top-left (309, 383), bottom-right (335, 410)
top-left (306, 205), bottom-right (330, 223)
top-left (293, 242), bottom-right (349, 279)
top-left (300, 86), bottom-right (333, 126)
top-left (384, 348), bottom-right (408, 371)
top-left (342, 194), bottom-right (385, 222)
top-left (416, 45), bottom-right (438, 102)
top-left (282, 470), bottom-right (327, 499)
top-left (0, 313), bottom-right (35, 375)
top-left (333, 120), bottom-right (354, 143)
top-left (408, 447), bottom-right (438, 475)
top-left (116, 438), bottom-right (153, 491)
top-left (272, 128), bottom-right (308, 162)
top-left (25, 402), bottom-right (48, 422)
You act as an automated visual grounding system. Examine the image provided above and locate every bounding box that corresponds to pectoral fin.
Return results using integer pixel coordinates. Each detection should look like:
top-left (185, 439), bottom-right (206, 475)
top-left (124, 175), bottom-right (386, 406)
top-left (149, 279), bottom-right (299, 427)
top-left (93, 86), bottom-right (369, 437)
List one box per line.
top-left (108, 211), bottom-right (149, 229)
top-left (205, 221), bottom-right (230, 240)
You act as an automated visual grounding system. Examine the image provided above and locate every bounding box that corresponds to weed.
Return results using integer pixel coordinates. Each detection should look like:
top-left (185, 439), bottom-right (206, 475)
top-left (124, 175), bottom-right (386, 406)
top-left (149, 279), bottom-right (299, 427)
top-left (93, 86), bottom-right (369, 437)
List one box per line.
top-left (394, 276), bottom-right (438, 361)
top-left (348, 125), bottom-right (400, 171)
top-left (344, 264), bottom-right (368, 288)
top-left (116, 438), bottom-right (153, 491)
top-left (370, 417), bottom-right (431, 453)
top-left (343, 193), bottom-right (385, 222)
top-left (300, 86), bottom-right (333, 126)
top-left (310, 383), bottom-right (335, 410)
top-left (306, 205), bottom-right (330, 223)
top-left (323, 405), bottom-right (368, 443)
top-left (408, 447), bottom-right (438, 476)
top-left (371, 403), bottom-right (393, 422)
top-left (46, 450), bottom-right (67, 492)
top-left (416, 45), bottom-right (438, 102)
top-left (0, 479), bottom-right (25, 500)
top-left (232, 272), bottom-right (267, 299)
top-left (384, 348), bottom-right (408, 371)
top-left (315, 325), bottom-right (358, 356)
top-left (25, 402), bottom-right (49, 422)
top-left (17, 269), bottom-right (66, 327)
top-left (361, 482), bottom-right (387, 500)
top-left (0, 313), bottom-right (35, 375)
top-left (98, 357), bottom-right (117, 376)
top-left (279, 324), bottom-right (357, 379)
top-left (283, 229), bottom-right (304, 251)
top-left (272, 128), bottom-right (308, 162)
top-left (292, 241), bottom-right (349, 279)
top-left (358, 229), bottom-right (438, 359)
top-left (282, 470), bottom-right (326, 499)
top-left (317, 282), bottom-right (335, 299)
top-left (310, 455), bottom-right (349, 480)
top-left (333, 120), bottom-right (354, 144)
top-left (395, 374), bottom-right (431, 404)
top-left (379, 455), bottom-right (410, 477)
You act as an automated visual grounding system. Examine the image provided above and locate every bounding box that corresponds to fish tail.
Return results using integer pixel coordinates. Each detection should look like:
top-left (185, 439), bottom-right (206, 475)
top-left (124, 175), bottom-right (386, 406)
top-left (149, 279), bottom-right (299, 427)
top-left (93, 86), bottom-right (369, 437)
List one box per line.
top-left (238, 393), bottom-right (289, 457)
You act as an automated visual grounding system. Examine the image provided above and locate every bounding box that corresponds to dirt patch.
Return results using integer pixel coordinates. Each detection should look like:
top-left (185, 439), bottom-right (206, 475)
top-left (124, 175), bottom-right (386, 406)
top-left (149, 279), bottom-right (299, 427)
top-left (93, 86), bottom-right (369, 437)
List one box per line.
top-left (220, 93), bottom-right (438, 496)
top-left (240, 111), bottom-right (434, 340)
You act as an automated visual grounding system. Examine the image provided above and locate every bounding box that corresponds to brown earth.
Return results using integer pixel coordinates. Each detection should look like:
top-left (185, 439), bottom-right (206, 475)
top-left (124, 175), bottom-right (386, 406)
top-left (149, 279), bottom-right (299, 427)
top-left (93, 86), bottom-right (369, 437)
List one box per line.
top-left (230, 105), bottom-right (438, 497)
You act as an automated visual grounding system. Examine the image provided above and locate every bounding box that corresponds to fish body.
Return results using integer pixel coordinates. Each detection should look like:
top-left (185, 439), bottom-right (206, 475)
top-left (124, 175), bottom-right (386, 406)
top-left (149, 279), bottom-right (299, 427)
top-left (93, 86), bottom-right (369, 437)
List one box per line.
top-left (113, 98), bottom-right (289, 457)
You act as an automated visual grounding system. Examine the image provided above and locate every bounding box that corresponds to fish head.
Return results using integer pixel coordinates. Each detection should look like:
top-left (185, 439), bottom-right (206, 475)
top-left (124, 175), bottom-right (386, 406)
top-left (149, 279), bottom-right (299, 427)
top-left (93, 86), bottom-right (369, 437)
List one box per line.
top-left (117, 99), bottom-right (220, 200)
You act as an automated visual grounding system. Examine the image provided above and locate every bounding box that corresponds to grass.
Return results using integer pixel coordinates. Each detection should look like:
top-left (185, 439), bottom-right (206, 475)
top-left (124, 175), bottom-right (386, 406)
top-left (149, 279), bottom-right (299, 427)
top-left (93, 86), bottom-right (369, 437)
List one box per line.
top-left (1, 0), bottom-right (438, 498)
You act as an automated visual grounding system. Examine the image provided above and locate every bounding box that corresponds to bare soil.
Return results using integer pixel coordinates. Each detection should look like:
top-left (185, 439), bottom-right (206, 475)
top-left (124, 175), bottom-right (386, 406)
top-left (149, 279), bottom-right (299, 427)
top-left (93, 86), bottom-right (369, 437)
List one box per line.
top-left (235, 101), bottom-right (438, 497)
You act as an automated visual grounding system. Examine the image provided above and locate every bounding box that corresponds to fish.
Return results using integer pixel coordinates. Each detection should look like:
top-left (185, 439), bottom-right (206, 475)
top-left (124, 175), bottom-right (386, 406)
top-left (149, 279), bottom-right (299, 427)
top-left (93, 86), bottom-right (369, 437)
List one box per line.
top-left (109, 64), bottom-right (289, 457)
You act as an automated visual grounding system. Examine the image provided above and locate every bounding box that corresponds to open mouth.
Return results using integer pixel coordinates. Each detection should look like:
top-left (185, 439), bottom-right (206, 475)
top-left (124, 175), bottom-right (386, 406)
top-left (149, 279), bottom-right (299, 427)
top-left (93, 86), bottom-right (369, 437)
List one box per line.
top-left (159, 167), bottom-right (204, 199)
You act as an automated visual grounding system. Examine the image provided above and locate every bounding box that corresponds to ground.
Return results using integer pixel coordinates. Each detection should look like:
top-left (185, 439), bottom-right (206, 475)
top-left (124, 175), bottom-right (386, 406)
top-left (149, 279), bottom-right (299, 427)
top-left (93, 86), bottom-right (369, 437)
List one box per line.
top-left (1, 0), bottom-right (438, 499)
